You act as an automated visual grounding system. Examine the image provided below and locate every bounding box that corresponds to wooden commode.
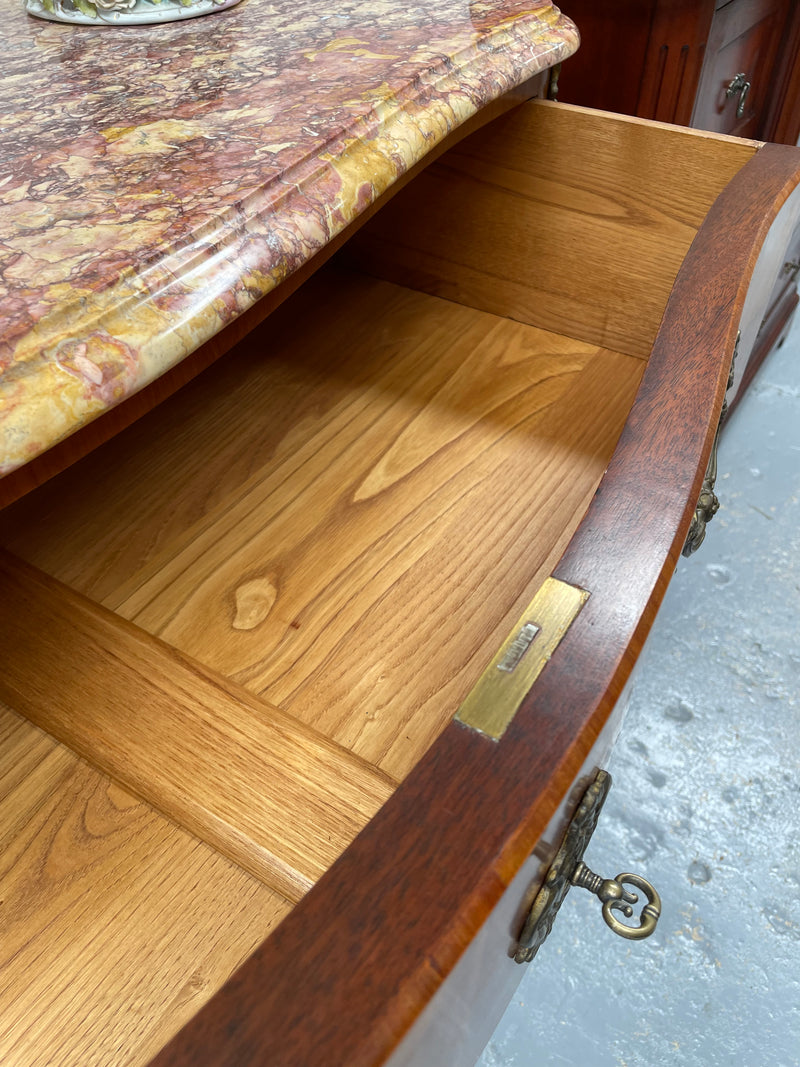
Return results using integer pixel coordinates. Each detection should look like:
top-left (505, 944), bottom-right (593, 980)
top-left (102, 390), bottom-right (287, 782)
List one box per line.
top-left (1, 2), bottom-right (799, 1064)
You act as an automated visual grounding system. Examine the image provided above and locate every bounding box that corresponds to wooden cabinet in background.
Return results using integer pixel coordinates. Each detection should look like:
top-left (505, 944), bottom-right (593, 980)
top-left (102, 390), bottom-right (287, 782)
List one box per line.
top-left (692, 0), bottom-right (788, 137)
top-left (558, 0), bottom-right (800, 144)
top-left (558, 0), bottom-right (800, 400)
top-left (556, 0), bottom-right (712, 126)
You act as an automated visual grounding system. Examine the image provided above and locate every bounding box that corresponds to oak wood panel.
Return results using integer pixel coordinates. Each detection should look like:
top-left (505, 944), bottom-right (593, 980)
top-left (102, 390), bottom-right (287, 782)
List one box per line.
top-left (1, 270), bottom-right (645, 782)
top-left (0, 552), bottom-right (395, 902)
top-left (149, 143), bottom-right (800, 1067)
top-left (347, 100), bottom-right (758, 358)
top-left (112, 282), bottom-right (643, 782)
top-left (0, 704), bottom-right (290, 1067)
top-left (553, 1), bottom-right (800, 146)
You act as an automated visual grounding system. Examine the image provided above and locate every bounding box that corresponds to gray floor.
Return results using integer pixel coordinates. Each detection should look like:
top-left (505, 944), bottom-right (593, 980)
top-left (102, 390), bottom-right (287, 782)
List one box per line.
top-left (479, 321), bottom-right (800, 1067)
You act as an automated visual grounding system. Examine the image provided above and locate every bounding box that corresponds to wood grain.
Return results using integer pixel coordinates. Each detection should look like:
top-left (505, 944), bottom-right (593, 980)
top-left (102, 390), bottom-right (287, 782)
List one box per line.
top-left (0, 551), bottom-right (395, 902)
top-left (1, 269), bottom-right (645, 781)
top-left (0, 704), bottom-right (290, 1067)
top-left (149, 144), bottom-right (800, 1067)
top-left (4, 106), bottom-right (797, 1067)
top-left (347, 99), bottom-right (758, 358)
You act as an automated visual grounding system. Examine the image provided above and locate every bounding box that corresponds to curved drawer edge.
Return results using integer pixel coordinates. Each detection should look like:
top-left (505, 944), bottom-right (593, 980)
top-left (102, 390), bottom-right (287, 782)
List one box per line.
top-left (147, 143), bottom-right (800, 1067)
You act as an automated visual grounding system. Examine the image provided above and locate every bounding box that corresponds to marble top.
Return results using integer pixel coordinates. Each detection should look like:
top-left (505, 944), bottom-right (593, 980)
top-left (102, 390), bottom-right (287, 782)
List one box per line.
top-left (0, 0), bottom-right (578, 476)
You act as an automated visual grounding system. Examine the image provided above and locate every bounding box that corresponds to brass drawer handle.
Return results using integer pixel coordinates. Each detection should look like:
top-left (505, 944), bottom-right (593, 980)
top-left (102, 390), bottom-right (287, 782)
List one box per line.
top-left (682, 332), bottom-right (739, 557)
top-left (514, 770), bottom-right (661, 963)
top-left (726, 72), bottom-right (751, 119)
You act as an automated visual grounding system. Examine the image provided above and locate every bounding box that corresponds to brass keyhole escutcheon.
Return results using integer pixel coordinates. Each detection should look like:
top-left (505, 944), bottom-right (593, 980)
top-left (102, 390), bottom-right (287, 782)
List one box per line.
top-left (514, 770), bottom-right (661, 964)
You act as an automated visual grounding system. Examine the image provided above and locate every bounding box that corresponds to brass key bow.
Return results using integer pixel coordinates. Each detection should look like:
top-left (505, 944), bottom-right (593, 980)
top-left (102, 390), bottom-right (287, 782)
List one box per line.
top-left (571, 862), bottom-right (662, 940)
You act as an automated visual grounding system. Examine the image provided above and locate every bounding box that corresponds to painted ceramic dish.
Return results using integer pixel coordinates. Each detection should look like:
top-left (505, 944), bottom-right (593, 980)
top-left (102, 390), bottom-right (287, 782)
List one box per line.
top-left (25, 0), bottom-right (244, 26)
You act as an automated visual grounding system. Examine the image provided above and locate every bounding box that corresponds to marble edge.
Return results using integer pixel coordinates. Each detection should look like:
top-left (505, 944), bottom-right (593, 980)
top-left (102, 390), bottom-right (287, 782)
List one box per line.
top-left (0, 6), bottom-right (579, 478)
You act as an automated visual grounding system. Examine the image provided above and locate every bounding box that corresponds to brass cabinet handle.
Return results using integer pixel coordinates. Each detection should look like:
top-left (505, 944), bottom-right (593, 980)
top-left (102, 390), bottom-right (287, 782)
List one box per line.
top-left (682, 441), bottom-right (721, 556)
top-left (514, 770), bottom-right (661, 963)
top-left (726, 72), bottom-right (751, 119)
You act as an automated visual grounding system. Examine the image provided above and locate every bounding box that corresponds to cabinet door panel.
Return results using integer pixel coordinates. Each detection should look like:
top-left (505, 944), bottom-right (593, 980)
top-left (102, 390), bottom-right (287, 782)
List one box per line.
top-left (636, 0), bottom-right (716, 124)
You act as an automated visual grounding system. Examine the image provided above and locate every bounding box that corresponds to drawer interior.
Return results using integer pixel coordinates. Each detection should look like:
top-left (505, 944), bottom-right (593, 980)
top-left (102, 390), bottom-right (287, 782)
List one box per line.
top-left (0, 102), bottom-right (758, 1065)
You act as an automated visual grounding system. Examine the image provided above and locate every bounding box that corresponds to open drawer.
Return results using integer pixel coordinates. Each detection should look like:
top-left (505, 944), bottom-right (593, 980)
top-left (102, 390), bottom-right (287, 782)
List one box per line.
top-left (1, 101), bottom-right (799, 1067)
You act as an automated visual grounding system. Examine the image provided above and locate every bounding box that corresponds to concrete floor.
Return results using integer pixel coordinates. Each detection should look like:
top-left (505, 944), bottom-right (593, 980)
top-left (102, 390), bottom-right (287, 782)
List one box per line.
top-left (478, 321), bottom-right (800, 1067)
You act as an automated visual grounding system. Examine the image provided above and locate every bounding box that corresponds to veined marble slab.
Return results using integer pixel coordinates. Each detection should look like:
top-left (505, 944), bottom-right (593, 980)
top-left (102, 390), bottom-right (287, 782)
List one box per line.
top-left (0, 0), bottom-right (578, 475)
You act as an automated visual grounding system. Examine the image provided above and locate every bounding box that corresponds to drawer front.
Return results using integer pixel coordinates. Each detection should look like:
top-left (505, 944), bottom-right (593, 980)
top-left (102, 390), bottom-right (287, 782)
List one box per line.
top-left (692, 0), bottom-right (789, 136)
top-left (385, 700), bottom-right (657, 1067)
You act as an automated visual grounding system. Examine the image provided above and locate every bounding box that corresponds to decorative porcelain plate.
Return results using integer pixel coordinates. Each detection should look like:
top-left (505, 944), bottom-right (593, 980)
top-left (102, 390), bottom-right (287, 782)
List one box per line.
top-left (26, 0), bottom-right (243, 25)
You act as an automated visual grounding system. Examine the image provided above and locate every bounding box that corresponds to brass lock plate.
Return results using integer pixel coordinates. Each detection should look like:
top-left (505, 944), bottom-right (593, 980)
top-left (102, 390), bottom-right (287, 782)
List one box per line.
top-left (455, 576), bottom-right (589, 741)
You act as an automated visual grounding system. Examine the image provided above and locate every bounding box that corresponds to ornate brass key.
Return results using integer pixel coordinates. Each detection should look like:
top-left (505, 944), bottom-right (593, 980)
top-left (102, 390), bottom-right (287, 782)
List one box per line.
top-left (515, 770), bottom-right (661, 963)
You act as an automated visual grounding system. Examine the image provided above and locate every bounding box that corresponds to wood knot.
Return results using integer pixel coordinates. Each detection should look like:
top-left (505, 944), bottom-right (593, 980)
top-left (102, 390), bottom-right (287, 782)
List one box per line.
top-left (232, 577), bottom-right (278, 631)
